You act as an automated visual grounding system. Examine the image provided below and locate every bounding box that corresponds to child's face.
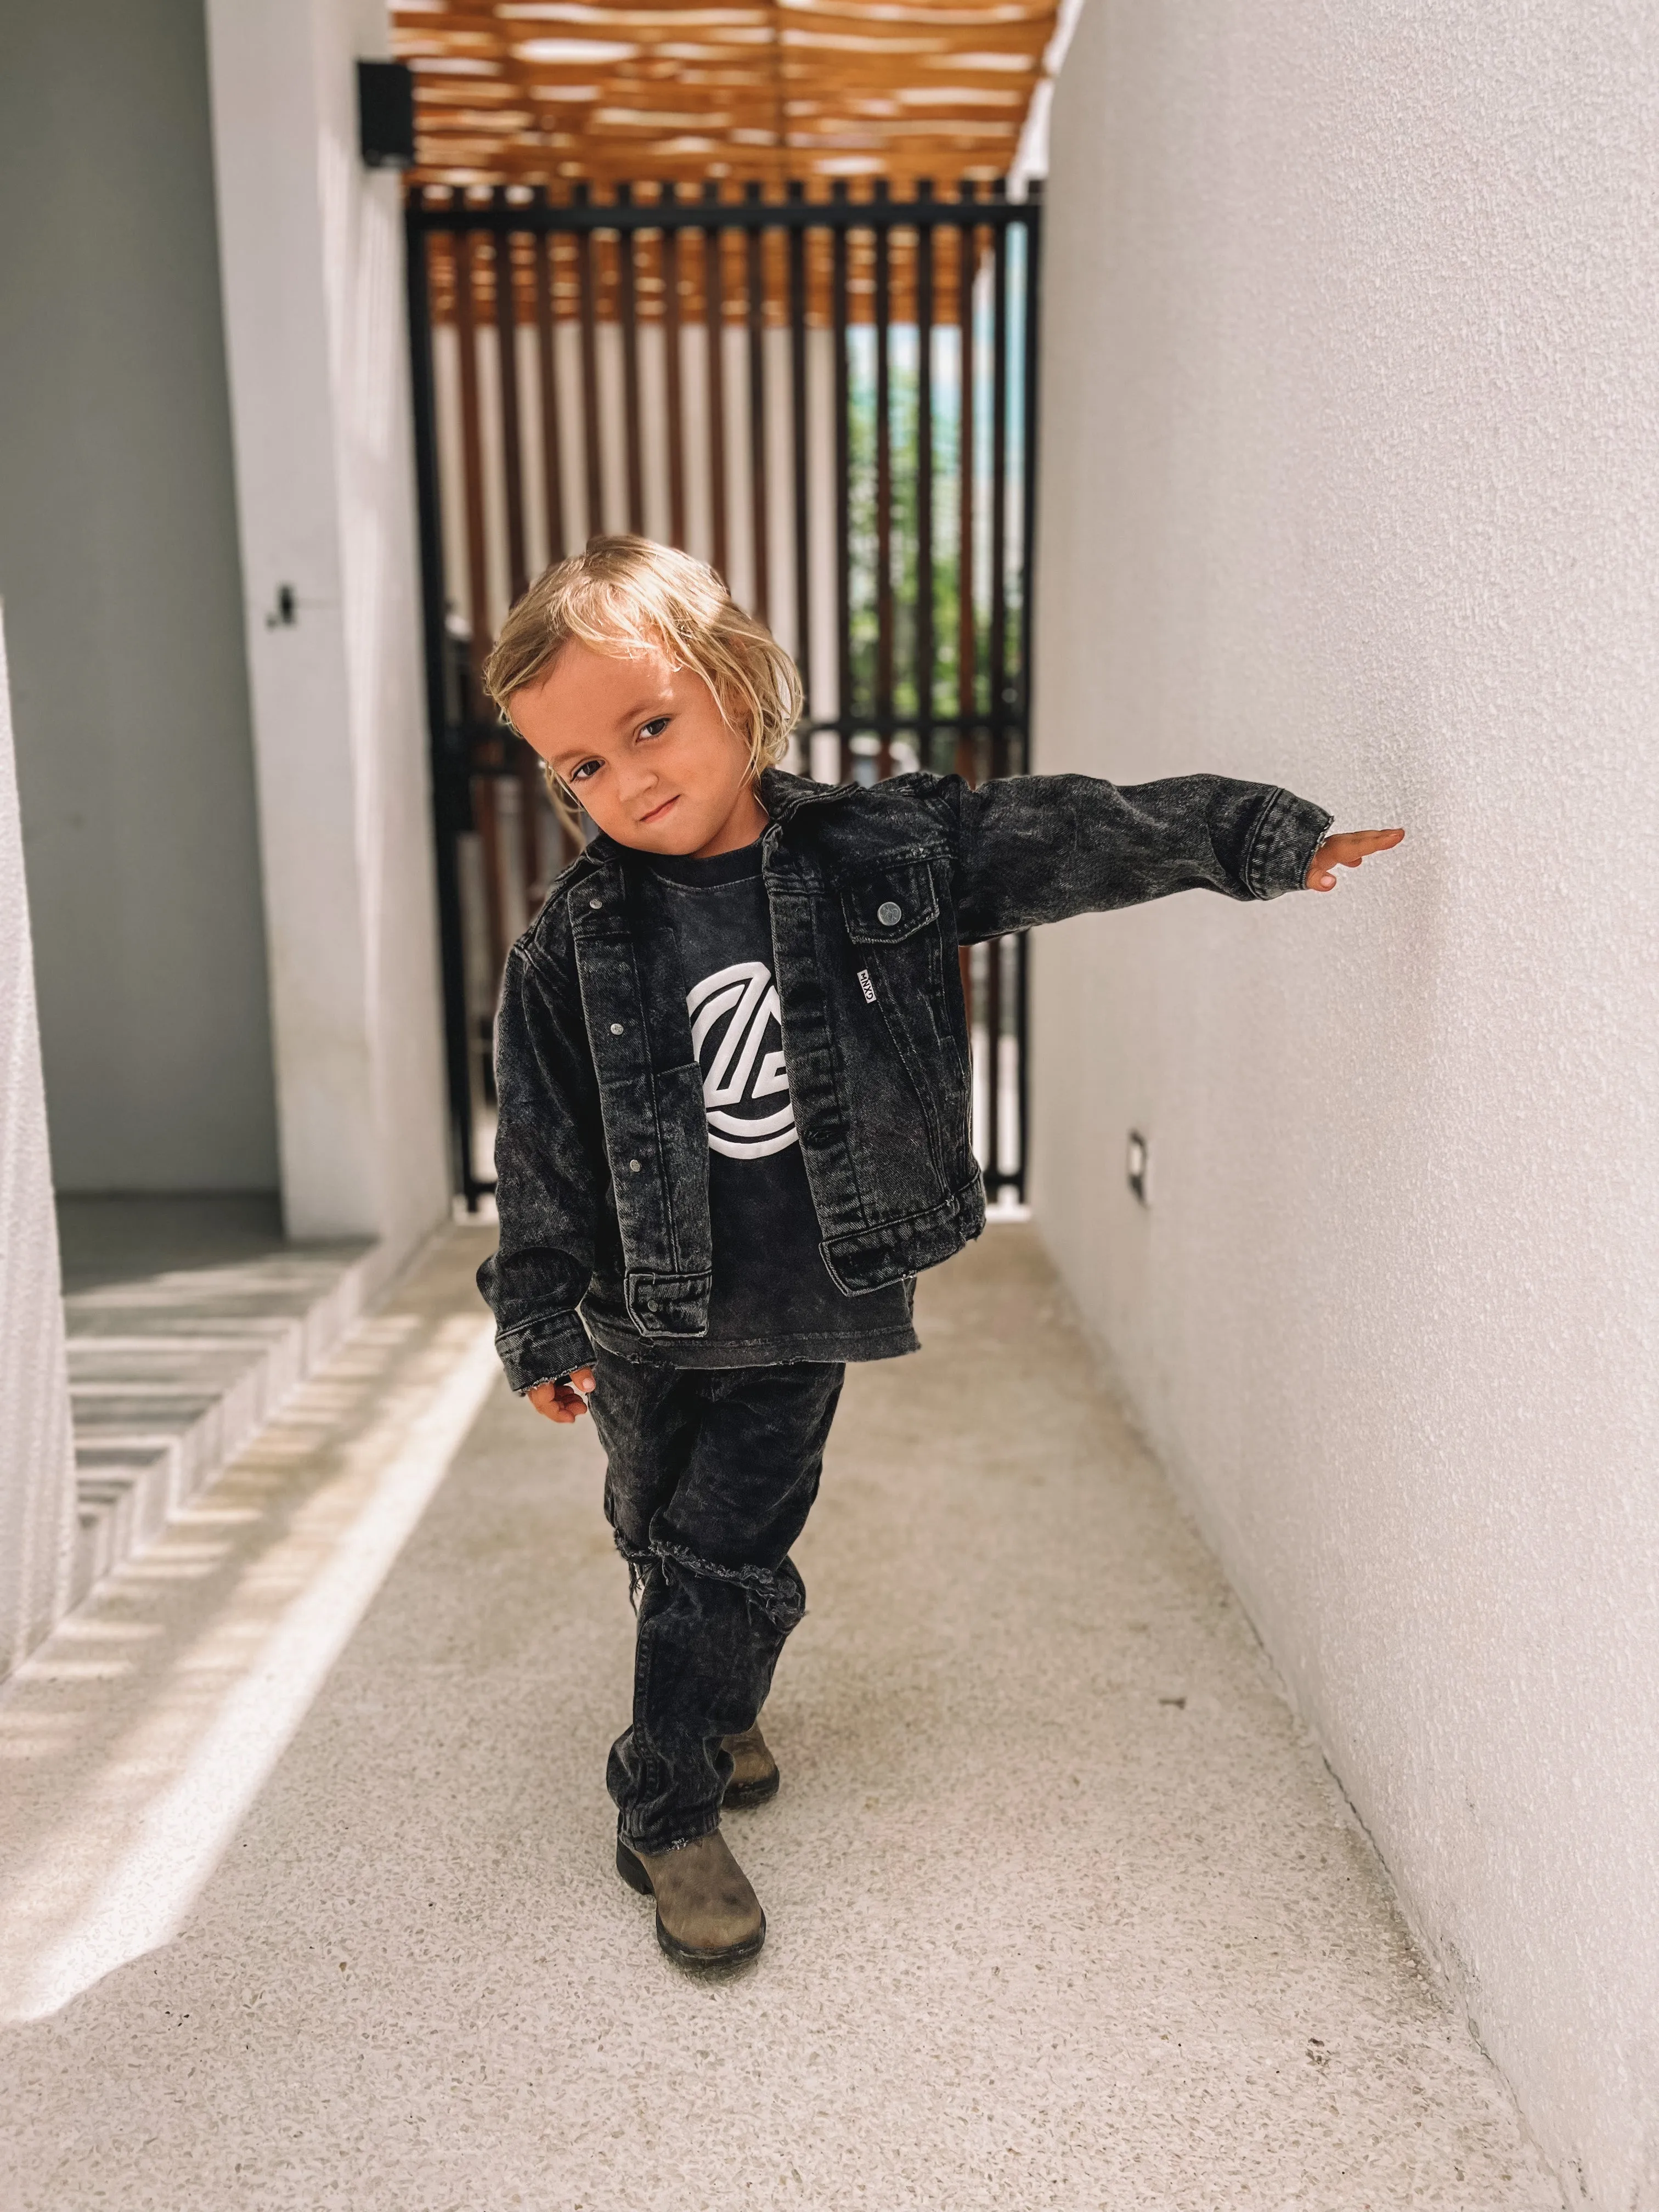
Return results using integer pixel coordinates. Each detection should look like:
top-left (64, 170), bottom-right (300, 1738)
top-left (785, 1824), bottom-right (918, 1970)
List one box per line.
top-left (510, 642), bottom-right (764, 859)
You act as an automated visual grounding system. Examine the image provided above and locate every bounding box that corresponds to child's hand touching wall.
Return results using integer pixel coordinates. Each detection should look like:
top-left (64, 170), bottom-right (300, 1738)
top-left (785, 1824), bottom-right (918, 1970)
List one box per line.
top-left (1306, 828), bottom-right (1404, 891)
top-left (527, 1369), bottom-right (597, 1423)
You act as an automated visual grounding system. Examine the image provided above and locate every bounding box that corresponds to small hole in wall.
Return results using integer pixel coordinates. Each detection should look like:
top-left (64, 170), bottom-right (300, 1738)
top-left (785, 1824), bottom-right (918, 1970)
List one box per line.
top-left (1126, 1130), bottom-right (1150, 1207)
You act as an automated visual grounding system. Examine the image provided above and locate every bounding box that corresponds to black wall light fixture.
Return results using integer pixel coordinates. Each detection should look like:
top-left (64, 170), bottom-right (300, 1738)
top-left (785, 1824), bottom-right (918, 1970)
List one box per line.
top-left (358, 60), bottom-right (415, 170)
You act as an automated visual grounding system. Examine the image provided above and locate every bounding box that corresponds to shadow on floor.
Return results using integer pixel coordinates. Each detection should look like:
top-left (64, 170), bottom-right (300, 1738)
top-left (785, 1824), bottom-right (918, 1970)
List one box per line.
top-left (55, 1194), bottom-right (290, 1297)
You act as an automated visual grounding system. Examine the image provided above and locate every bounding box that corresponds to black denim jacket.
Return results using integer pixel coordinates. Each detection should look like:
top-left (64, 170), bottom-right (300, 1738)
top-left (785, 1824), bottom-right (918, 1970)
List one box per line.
top-left (479, 766), bottom-right (1331, 1389)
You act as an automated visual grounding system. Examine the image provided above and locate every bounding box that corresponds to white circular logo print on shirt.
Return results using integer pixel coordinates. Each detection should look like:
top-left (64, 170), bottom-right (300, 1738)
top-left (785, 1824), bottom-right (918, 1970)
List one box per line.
top-left (686, 960), bottom-right (797, 1160)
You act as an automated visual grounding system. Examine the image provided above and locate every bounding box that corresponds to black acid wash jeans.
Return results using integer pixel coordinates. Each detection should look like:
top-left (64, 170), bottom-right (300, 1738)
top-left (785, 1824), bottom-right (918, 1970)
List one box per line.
top-left (589, 1347), bottom-right (845, 1855)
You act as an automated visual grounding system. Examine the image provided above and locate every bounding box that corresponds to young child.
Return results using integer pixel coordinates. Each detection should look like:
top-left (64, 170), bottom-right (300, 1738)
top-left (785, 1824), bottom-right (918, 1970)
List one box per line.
top-left (477, 533), bottom-right (1402, 1970)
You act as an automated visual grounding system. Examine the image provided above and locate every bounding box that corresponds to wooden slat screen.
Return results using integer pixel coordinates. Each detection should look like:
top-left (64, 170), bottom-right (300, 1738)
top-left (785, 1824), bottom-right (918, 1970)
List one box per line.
top-left (391, 0), bottom-right (1059, 199)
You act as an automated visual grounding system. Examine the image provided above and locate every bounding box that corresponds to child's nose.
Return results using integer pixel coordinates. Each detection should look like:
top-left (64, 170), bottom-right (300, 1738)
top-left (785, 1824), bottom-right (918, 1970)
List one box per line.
top-left (617, 763), bottom-right (661, 805)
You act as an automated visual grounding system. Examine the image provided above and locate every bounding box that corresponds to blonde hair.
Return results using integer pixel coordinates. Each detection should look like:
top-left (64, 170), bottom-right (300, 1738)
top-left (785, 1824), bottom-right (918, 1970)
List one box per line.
top-left (483, 537), bottom-right (802, 807)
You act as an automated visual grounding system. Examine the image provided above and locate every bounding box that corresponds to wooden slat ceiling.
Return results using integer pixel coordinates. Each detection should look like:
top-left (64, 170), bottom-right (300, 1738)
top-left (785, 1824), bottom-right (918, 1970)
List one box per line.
top-left (391, 0), bottom-right (1058, 193)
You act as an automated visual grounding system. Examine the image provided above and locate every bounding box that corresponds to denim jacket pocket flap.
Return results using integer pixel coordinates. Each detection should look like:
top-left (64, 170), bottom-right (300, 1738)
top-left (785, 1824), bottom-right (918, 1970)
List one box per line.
top-left (839, 861), bottom-right (940, 945)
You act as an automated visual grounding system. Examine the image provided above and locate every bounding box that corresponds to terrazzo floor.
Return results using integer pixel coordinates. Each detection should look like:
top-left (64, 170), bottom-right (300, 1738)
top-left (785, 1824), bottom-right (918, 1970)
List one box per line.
top-left (0, 1226), bottom-right (1562, 2210)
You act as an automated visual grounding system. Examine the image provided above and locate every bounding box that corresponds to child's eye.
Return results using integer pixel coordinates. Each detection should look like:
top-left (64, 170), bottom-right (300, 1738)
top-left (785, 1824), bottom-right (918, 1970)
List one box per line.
top-left (639, 716), bottom-right (671, 740)
top-left (568, 758), bottom-right (602, 783)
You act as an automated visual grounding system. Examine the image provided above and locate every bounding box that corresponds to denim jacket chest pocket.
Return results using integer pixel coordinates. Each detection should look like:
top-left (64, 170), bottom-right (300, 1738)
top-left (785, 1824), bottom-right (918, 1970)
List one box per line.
top-left (820, 853), bottom-right (973, 1240)
top-left (838, 859), bottom-right (940, 944)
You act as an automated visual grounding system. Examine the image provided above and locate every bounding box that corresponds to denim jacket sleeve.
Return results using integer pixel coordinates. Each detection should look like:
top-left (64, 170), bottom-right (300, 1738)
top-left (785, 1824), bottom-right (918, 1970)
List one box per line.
top-left (940, 773), bottom-right (1333, 942)
top-left (475, 934), bottom-right (603, 1391)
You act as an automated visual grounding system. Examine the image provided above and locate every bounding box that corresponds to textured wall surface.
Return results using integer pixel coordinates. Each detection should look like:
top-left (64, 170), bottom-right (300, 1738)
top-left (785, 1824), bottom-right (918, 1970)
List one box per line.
top-left (0, 614), bottom-right (77, 1676)
top-left (205, 0), bottom-right (450, 1259)
top-left (1032, 5), bottom-right (1659, 2203)
top-left (0, 0), bottom-right (278, 1192)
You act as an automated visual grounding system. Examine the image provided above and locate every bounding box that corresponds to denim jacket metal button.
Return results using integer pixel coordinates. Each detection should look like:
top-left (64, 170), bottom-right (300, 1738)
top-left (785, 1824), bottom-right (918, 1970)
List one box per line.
top-left (478, 765), bottom-right (1332, 1389)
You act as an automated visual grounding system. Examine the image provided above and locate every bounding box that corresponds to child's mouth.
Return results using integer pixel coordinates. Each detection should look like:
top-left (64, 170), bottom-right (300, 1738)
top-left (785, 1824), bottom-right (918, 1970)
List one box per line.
top-left (640, 795), bottom-right (679, 825)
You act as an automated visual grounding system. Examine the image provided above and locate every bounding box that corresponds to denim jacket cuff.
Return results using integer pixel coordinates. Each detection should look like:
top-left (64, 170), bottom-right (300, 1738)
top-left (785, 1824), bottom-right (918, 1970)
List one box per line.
top-left (495, 1309), bottom-right (595, 1393)
top-left (1247, 787), bottom-right (1334, 899)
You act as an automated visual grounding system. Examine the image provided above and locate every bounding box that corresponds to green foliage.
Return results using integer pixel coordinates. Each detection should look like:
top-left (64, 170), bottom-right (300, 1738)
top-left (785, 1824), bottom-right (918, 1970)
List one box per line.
top-left (845, 327), bottom-right (1023, 771)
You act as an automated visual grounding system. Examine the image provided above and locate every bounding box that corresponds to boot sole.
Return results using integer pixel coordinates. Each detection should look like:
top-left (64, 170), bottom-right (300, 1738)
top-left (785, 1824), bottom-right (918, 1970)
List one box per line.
top-left (721, 1769), bottom-right (780, 1810)
top-left (614, 1841), bottom-right (767, 1968)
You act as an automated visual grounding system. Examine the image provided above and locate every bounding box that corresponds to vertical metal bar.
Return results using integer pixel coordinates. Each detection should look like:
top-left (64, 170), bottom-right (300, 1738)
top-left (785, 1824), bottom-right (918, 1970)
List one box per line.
top-left (703, 183), bottom-right (729, 580)
top-left (453, 223), bottom-right (492, 678)
top-left (506, 199), bottom-right (548, 902)
top-left (744, 182), bottom-right (770, 623)
top-left (915, 180), bottom-right (935, 777)
top-left (872, 180), bottom-right (893, 781)
top-left (405, 201), bottom-right (479, 1205)
top-left (1015, 929), bottom-right (1029, 1200)
top-left (983, 185), bottom-right (1011, 1192)
top-left (985, 916), bottom-right (1005, 1182)
top-left (956, 179), bottom-right (978, 787)
top-left (1013, 185), bottom-right (1043, 1201)
top-left (1018, 185), bottom-right (1043, 772)
top-left (989, 179), bottom-right (1009, 781)
top-left (453, 220), bottom-right (510, 1145)
top-left (473, 766), bottom-right (510, 993)
top-left (831, 180), bottom-right (853, 782)
top-left (575, 183), bottom-right (603, 535)
top-left (492, 188), bottom-right (528, 603)
top-left (616, 183), bottom-right (645, 533)
top-left (531, 187), bottom-right (566, 565)
top-left (661, 184), bottom-right (687, 550)
top-left (955, 183), bottom-right (979, 1038)
top-left (787, 179), bottom-right (812, 715)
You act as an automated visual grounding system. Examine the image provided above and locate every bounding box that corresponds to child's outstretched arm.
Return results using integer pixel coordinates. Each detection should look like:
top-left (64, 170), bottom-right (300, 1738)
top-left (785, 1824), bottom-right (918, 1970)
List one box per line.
top-left (1305, 827), bottom-right (1404, 890)
top-left (941, 772), bottom-right (1401, 938)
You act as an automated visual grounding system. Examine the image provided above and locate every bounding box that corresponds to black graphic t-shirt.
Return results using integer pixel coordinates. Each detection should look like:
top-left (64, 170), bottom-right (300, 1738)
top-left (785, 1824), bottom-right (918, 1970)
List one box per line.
top-left (583, 840), bottom-right (918, 1370)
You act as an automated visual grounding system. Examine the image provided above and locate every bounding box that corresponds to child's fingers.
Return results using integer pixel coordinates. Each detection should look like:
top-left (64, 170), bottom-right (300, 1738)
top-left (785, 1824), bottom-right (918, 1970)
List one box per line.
top-left (1340, 827), bottom-right (1406, 864)
top-left (525, 1378), bottom-right (592, 1423)
top-left (1331, 827), bottom-right (1405, 864)
top-left (1306, 827), bottom-right (1404, 887)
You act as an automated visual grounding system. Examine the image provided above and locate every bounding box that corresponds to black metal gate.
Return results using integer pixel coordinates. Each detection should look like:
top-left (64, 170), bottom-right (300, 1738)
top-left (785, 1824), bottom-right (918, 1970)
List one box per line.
top-left (405, 178), bottom-right (1042, 1210)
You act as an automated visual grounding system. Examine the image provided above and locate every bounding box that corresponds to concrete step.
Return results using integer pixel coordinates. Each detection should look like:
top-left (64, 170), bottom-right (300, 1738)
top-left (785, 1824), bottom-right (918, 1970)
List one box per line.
top-left (57, 1201), bottom-right (379, 1611)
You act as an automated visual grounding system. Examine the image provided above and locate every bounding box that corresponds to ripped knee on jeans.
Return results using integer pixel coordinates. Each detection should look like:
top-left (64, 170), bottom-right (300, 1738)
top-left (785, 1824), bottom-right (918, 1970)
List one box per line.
top-left (652, 1541), bottom-right (806, 1635)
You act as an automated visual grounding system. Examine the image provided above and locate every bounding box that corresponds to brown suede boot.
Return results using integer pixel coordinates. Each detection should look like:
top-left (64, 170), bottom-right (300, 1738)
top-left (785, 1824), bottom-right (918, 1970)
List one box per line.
top-left (721, 1722), bottom-right (780, 1809)
top-left (616, 1831), bottom-right (766, 1967)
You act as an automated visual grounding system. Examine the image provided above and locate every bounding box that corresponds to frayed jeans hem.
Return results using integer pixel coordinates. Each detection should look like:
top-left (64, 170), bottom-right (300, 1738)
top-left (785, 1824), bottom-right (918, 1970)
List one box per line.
top-left (618, 1808), bottom-right (723, 1857)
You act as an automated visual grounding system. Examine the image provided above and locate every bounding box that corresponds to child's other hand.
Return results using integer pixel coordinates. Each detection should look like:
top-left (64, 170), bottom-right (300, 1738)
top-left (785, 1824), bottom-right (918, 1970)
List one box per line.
top-left (1306, 827), bottom-right (1404, 891)
top-left (526, 1368), bottom-right (596, 1423)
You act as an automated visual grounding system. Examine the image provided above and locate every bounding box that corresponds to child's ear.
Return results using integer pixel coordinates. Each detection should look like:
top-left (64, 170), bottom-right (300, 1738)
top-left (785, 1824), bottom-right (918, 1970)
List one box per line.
top-left (709, 669), bottom-right (754, 741)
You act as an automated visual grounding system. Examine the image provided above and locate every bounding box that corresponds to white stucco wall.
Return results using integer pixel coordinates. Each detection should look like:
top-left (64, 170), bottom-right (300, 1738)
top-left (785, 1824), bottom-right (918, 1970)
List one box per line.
top-left (0, 0), bottom-right (278, 1193)
top-left (1032, 5), bottom-right (1659, 2203)
top-left (205, 0), bottom-right (450, 1260)
top-left (0, 612), bottom-right (77, 1678)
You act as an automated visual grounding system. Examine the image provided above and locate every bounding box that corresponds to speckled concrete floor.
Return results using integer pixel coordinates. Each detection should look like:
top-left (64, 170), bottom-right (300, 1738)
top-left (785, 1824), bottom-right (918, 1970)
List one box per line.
top-left (0, 1227), bottom-right (1562, 2210)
